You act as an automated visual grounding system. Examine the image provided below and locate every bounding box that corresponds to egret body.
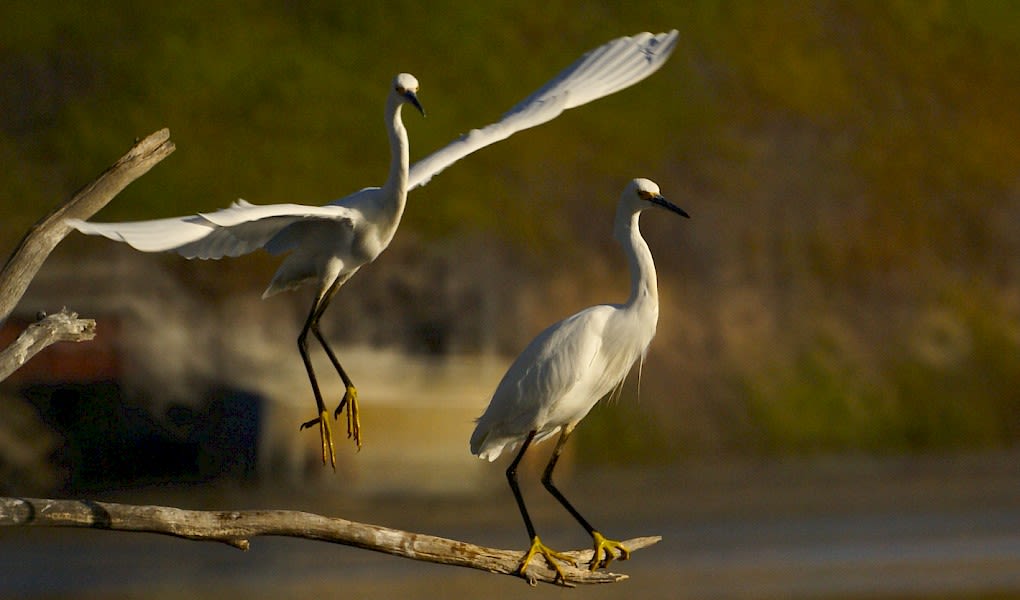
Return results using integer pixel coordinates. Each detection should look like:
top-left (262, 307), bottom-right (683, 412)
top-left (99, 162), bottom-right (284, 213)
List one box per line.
top-left (470, 178), bottom-right (689, 582)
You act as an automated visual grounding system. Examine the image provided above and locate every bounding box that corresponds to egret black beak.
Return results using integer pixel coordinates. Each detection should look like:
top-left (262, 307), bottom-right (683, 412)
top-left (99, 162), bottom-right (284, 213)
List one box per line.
top-left (651, 194), bottom-right (689, 218)
top-left (406, 92), bottom-right (426, 117)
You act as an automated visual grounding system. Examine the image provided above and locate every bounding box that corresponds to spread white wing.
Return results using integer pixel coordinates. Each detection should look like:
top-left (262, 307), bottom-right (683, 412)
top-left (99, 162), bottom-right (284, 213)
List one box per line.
top-left (67, 31), bottom-right (678, 263)
top-left (66, 199), bottom-right (359, 259)
top-left (408, 30), bottom-right (679, 191)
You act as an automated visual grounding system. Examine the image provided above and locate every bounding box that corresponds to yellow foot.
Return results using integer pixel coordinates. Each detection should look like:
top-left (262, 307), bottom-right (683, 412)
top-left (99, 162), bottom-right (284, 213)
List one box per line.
top-left (299, 409), bottom-right (336, 470)
top-left (333, 385), bottom-right (362, 450)
top-left (589, 531), bottom-right (631, 570)
top-left (519, 535), bottom-right (577, 585)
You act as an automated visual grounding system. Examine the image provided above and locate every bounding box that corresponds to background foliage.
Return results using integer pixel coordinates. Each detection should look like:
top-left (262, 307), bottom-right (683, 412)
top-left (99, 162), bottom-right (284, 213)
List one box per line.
top-left (2, 1), bottom-right (1018, 459)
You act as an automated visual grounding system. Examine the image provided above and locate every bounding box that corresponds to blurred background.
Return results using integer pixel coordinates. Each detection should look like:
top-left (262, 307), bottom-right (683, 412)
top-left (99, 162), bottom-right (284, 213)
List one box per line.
top-left (1, 1), bottom-right (1019, 598)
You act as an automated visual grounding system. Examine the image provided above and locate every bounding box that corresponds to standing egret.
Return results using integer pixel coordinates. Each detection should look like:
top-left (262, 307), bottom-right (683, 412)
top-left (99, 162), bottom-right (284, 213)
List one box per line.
top-left (67, 31), bottom-right (679, 470)
top-left (470, 178), bottom-right (688, 583)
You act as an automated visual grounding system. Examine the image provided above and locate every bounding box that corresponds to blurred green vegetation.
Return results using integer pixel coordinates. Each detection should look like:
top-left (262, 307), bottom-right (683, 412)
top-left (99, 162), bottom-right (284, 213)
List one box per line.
top-left (2, 1), bottom-right (1019, 458)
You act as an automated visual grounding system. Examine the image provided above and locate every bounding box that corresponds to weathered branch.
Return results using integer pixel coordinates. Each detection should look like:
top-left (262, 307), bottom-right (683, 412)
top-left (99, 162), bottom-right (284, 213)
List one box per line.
top-left (0, 308), bottom-right (96, 381)
top-left (0, 496), bottom-right (660, 587)
top-left (0, 129), bottom-right (175, 324)
top-left (0, 129), bottom-right (173, 385)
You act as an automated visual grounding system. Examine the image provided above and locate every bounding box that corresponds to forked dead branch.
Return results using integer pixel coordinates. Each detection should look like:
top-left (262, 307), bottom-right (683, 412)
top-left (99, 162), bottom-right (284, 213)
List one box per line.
top-left (0, 129), bottom-right (175, 379)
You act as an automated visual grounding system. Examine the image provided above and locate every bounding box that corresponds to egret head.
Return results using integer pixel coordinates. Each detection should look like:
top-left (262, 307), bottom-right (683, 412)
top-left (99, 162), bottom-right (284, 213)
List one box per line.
top-left (393, 73), bottom-right (426, 117)
top-left (626, 178), bottom-right (689, 219)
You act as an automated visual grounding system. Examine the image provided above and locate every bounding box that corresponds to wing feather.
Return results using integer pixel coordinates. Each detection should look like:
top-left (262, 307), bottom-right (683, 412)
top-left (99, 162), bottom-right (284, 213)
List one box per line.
top-left (470, 306), bottom-right (610, 460)
top-left (66, 202), bottom-right (358, 260)
top-left (66, 215), bottom-right (214, 253)
top-left (408, 30), bottom-right (679, 190)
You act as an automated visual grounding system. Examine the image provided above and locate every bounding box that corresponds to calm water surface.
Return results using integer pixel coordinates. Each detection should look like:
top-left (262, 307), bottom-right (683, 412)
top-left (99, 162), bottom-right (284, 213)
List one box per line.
top-left (3, 453), bottom-right (1020, 599)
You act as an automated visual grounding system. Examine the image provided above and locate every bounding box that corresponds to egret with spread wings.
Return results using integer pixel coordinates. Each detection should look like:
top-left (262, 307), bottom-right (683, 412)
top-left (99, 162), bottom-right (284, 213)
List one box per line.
top-left (68, 31), bottom-right (679, 470)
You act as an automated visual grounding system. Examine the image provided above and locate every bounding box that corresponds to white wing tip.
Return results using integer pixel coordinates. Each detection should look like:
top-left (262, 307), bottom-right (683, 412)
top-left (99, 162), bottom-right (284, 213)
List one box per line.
top-left (656, 29), bottom-right (680, 52)
top-left (65, 218), bottom-right (126, 244)
top-left (470, 429), bottom-right (505, 462)
top-left (639, 29), bottom-right (680, 60)
top-left (477, 449), bottom-right (502, 462)
top-left (629, 30), bottom-right (680, 61)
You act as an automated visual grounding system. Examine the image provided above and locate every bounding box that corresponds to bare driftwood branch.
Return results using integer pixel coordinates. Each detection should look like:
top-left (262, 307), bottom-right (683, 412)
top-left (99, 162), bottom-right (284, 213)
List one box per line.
top-left (0, 308), bottom-right (96, 381)
top-left (0, 129), bottom-right (175, 325)
top-left (0, 129), bottom-right (173, 385)
top-left (0, 496), bottom-right (660, 587)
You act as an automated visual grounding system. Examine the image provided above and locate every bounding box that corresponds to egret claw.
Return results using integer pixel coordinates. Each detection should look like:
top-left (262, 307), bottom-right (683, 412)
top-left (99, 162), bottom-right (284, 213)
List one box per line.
top-left (334, 385), bottom-right (362, 450)
top-left (589, 531), bottom-right (630, 570)
top-left (299, 409), bottom-right (336, 470)
top-left (519, 536), bottom-right (576, 585)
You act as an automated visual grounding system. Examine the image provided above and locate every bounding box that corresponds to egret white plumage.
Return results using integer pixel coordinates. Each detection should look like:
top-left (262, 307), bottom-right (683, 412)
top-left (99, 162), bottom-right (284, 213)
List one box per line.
top-left (67, 31), bottom-right (679, 470)
top-left (470, 178), bottom-right (688, 583)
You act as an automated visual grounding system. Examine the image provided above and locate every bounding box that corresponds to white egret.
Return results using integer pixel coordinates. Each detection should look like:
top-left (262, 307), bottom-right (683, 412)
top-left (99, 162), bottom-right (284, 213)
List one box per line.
top-left (470, 178), bottom-right (688, 583)
top-left (67, 31), bottom-right (679, 470)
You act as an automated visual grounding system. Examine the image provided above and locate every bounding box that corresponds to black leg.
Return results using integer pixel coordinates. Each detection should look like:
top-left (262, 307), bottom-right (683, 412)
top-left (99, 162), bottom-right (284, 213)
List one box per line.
top-left (313, 325), bottom-right (354, 389)
top-left (508, 430), bottom-right (578, 583)
top-left (297, 293), bottom-right (336, 469)
top-left (541, 425), bottom-right (630, 570)
top-left (507, 431), bottom-right (539, 541)
top-left (307, 275), bottom-right (361, 444)
top-left (307, 275), bottom-right (349, 389)
top-left (297, 273), bottom-right (362, 451)
top-left (315, 321), bottom-right (361, 446)
top-left (297, 294), bottom-right (329, 426)
top-left (540, 426), bottom-right (596, 535)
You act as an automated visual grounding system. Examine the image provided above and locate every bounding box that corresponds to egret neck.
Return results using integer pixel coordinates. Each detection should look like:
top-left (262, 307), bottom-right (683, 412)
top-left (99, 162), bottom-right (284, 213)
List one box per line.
top-left (616, 202), bottom-right (659, 315)
top-left (376, 93), bottom-right (413, 241)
